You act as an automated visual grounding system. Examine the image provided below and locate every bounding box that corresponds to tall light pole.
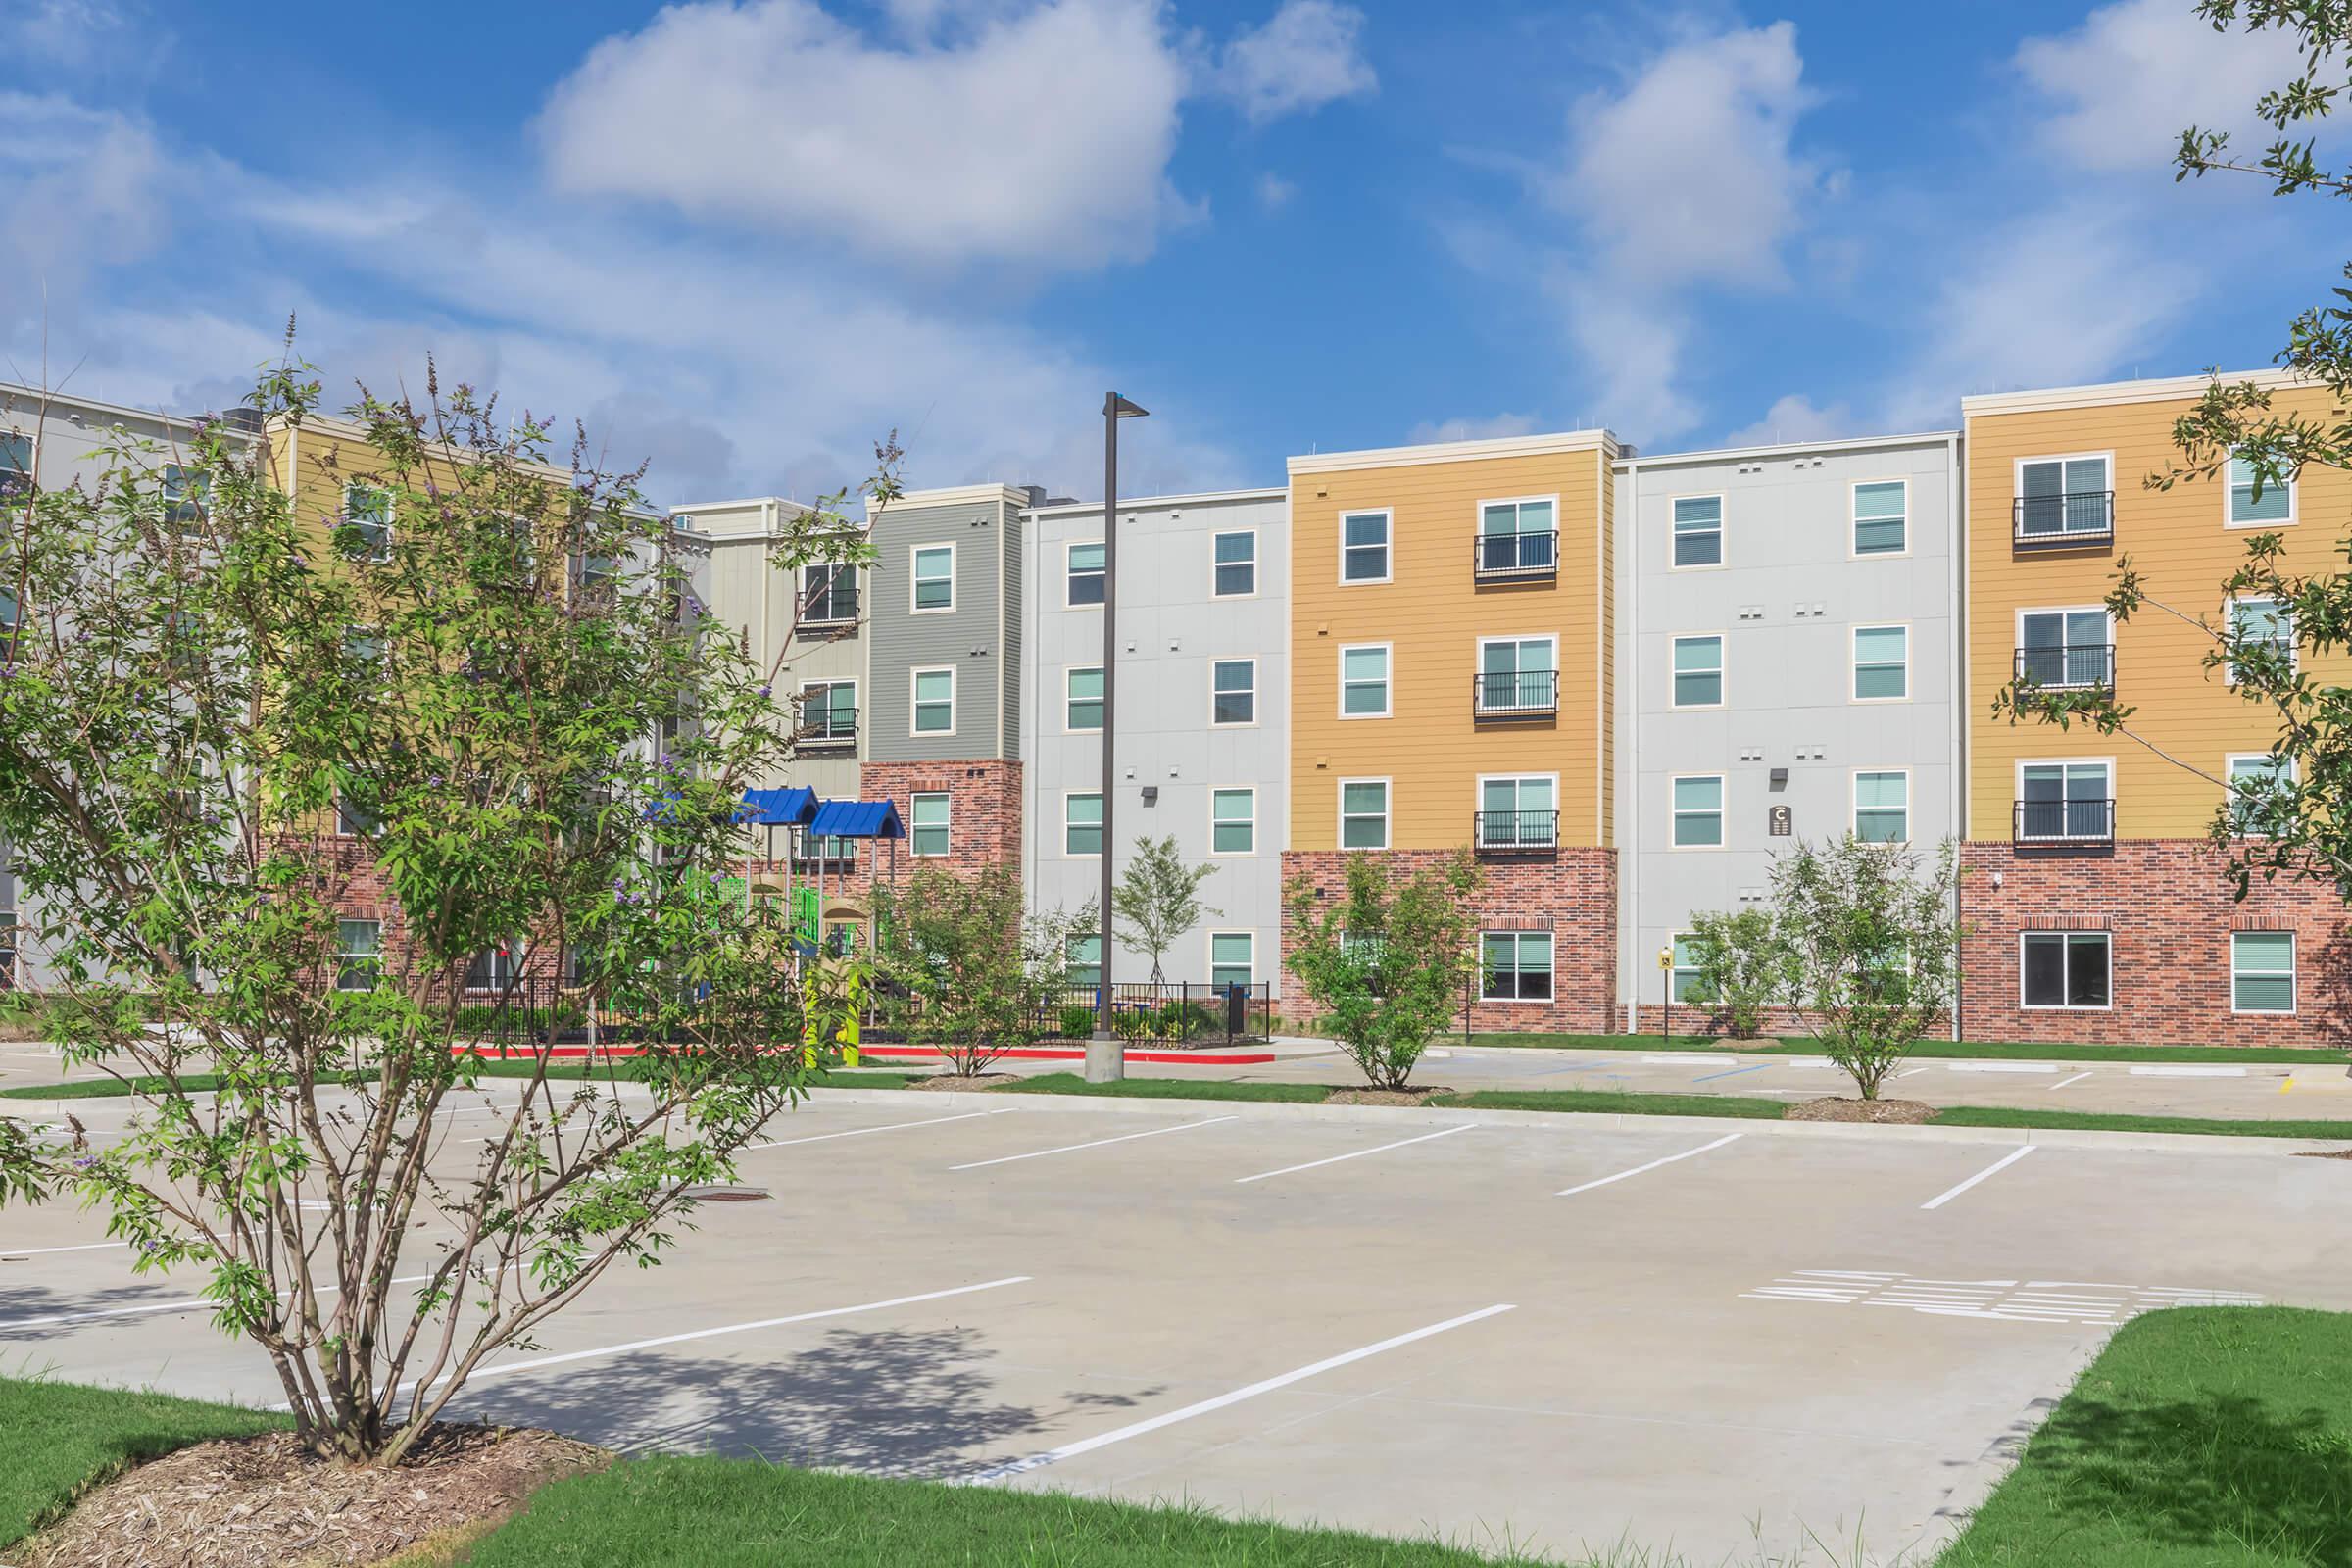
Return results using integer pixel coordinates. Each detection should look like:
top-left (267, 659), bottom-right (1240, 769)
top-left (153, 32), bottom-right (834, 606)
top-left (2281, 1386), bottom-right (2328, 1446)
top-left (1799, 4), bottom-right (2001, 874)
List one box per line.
top-left (1088, 391), bottom-right (1149, 1084)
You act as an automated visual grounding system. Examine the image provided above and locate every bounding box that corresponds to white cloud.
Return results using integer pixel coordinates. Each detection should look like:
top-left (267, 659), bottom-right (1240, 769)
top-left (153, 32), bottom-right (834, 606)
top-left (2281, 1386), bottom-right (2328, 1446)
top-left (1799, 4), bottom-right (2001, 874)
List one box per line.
top-left (1549, 273), bottom-right (1699, 441)
top-left (1255, 172), bottom-right (1298, 211)
top-left (1720, 394), bottom-right (1854, 450)
top-left (1405, 413), bottom-right (1539, 445)
top-left (4, 0), bottom-right (131, 66)
top-left (1216, 0), bottom-right (1376, 125)
top-left (535, 0), bottom-right (1192, 270)
top-left (0, 94), bottom-right (169, 311)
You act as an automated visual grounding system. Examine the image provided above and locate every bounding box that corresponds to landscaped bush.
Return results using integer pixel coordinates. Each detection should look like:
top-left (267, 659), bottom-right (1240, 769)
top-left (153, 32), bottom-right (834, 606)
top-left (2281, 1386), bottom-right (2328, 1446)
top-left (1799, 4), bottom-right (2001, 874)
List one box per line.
top-left (1057, 1004), bottom-right (1098, 1039)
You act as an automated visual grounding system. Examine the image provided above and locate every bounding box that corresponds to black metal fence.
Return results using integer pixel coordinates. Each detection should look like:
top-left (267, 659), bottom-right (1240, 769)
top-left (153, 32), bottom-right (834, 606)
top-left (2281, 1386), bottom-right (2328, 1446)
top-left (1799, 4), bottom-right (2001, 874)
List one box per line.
top-left (2014, 797), bottom-right (2116, 847)
top-left (2013, 490), bottom-right (2114, 545)
top-left (1032, 982), bottom-right (1274, 1046)
top-left (1475, 530), bottom-right (1557, 580)
top-left (1473, 669), bottom-right (1559, 717)
top-left (2014, 643), bottom-right (2115, 690)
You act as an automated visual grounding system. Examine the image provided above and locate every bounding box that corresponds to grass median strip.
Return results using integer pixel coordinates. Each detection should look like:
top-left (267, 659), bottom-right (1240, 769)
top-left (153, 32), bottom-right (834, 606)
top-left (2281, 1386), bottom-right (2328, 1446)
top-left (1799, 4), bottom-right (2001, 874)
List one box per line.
top-left (1466, 1032), bottom-right (2348, 1067)
top-left (0, 1379), bottom-right (287, 1549)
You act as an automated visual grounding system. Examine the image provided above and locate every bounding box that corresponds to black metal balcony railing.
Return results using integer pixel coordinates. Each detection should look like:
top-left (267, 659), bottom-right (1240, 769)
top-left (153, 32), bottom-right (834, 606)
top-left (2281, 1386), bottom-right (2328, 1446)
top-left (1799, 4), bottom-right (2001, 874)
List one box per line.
top-left (1475, 530), bottom-right (1557, 581)
top-left (801, 710), bottom-right (858, 750)
top-left (2015, 797), bottom-right (2116, 847)
top-left (2013, 491), bottom-right (2115, 547)
top-left (1474, 809), bottom-right (1561, 855)
top-left (2014, 643), bottom-right (2116, 691)
top-left (1474, 669), bottom-right (1559, 718)
top-left (803, 580), bottom-right (858, 625)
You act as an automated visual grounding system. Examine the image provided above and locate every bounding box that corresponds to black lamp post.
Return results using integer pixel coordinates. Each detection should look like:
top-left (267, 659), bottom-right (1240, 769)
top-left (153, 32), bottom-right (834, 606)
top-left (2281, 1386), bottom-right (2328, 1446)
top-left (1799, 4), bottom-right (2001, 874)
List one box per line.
top-left (1087, 391), bottom-right (1149, 1084)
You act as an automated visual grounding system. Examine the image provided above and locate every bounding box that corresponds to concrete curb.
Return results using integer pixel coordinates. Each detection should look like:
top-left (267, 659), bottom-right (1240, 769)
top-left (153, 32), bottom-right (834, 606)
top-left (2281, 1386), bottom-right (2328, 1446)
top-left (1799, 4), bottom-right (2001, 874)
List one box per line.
top-left (802, 1085), bottom-right (2352, 1157)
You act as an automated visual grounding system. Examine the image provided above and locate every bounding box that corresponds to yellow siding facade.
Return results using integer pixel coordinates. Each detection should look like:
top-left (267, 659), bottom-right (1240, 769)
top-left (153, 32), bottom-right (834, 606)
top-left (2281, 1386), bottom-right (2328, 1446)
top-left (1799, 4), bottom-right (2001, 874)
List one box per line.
top-left (1964, 375), bottom-right (2350, 841)
top-left (1286, 432), bottom-right (1618, 852)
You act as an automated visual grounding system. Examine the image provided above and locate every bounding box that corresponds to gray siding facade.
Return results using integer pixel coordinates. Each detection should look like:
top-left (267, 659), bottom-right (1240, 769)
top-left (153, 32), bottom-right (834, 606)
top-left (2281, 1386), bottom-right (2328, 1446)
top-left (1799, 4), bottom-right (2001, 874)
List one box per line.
top-left (866, 485), bottom-right (1026, 762)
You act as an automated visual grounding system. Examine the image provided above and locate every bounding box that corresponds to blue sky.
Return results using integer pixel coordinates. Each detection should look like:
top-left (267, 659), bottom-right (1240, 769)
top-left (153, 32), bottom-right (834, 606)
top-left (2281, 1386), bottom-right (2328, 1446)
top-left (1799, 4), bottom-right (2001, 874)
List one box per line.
top-left (0, 0), bottom-right (2339, 505)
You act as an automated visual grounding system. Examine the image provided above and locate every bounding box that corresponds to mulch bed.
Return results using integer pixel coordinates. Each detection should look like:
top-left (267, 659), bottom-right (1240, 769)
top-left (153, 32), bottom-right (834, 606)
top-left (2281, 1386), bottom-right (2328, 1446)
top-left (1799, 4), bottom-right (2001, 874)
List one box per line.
top-left (1785, 1096), bottom-right (1937, 1125)
top-left (18, 1423), bottom-right (606, 1568)
top-left (2295, 1149), bottom-right (2352, 1160)
top-left (905, 1072), bottom-right (1018, 1092)
top-left (1326, 1087), bottom-right (1452, 1106)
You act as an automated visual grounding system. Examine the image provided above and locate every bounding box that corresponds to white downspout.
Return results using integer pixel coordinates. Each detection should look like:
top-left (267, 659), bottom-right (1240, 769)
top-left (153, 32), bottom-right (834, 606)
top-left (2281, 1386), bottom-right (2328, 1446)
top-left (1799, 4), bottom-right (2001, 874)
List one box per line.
top-left (1620, 456), bottom-right (1640, 1035)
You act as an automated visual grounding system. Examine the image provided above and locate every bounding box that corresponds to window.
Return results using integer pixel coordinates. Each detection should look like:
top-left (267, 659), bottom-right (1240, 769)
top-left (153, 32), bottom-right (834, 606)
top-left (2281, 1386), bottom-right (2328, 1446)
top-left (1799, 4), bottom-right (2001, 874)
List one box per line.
top-left (1478, 636), bottom-right (1556, 712)
top-left (1065, 792), bottom-right (1103, 857)
top-left (1852, 480), bottom-right (1906, 556)
top-left (1210, 931), bottom-right (1254, 990)
top-left (796, 833), bottom-right (856, 865)
top-left (161, 464), bottom-right (208, 529)
top-left (1066, 932), bottom-right (1102, 989)
top-left (1341, 510), bottom-right (1390, 582)
top-left (341, 483), bottom-right (393, 561)
top-left (1213, 530), bottom-right (1256, 596)
top-left (2232, 931), bottom-right (2295, 1014)
top-left (2228, 753), bottom-right (2294, 837)
top-left (0, 586), bottom-right (16, 661)
top-left (336, 919), bottom-right (382, 992)
top-left (1853, 770), bottom-right (1909, 843)
top-left (577, 552), bottom-right (619, 591)
top-left (1340, 778), bottom-right (1390, 850)
top-left (1479, 776), bottom-right (1556, 849)
top-left (911, 667), bottom-right (955, 735)
top-left (1212, 660), bottom-right (1255, 725)
top-left (2227, 453), bottom-right (2295, 527)
top-left (802, 680), bottom-right (856, 744)
top-left (910, 792), bottom-right (950, 857)
top-left (1672, 775), bottom-right (1724, 848)
top-left (2019, 608), bottom-right (2111, 688)
top-left (803, 564), bottom-right (857, 623)
top-left (1065, 666), bottom-right (1103, 731)
top-left (2229, 598), bottom-right (2295, 684)
top-left (0, 432), bottom-right (28, 498)
top-left (1340, 644), bottom-right (1391, 717)
top-left (335, 790), bottom-right (380, 838)
top-left (1478, 496), bottom-right (1557, 574)
top-left (1671, 634), bottom-right (1723, 708)
top-left (2019, 760), bottom-right (2113, 842)
top-left (1670, 934), bottom-right (1705, 1003)
top-left (1211, 788), bottom-right (1255, 855)
top-left (912, 544), bottom-right (955, 612)
top-left (1853, 624), bottom-right (1909, 701)
top-left (1067, 541), bottom-right (1105, 607)
top-left (466, 942), bottom-right (521, 992)
top-left (2018, 455), bottom-right (2112, 538)
top-left (1481, 931), bottom-right (1553, 1000)
top-left (2022, 931), bottom-right (2111, 1009)
top-left (1672, 496), bottom-right (1722, 567)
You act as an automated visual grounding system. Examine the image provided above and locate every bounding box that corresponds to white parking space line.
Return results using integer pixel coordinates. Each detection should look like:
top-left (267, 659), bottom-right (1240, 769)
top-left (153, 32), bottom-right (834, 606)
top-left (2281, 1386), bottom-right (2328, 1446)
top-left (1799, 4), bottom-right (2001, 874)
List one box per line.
top-left (1643, 1054), bottom-right (1737, 1064)
top-left (750, 1108), bottom-right (1016, 1152)
top-left (2, 1241), bottom-right (129, 1259)
top-left (949, 1116), bottom-right (1238, 1172)
top-left (1920, 1145), bottom-right (2035, 1210)
top-left (4, 1273), bottom-right (433, 1333)
top-left (2048, 1071), bottom-right (2093, 1091)
top-left (2130, 1065), bottom-right (2247, 1078)
top-left (1557, 1133), bottom-right (1743, 1198)
top-left (1948, 1063), bottom-right (2060, 1075)
top-left (964, 1302), bottom-right (1517, 1483)
top-left (1235, 1124), bottom-right (1473, 1185)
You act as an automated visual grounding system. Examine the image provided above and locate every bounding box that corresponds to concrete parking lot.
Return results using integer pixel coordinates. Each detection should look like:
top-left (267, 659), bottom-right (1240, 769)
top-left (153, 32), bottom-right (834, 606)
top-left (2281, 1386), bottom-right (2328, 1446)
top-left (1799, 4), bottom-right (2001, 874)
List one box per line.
top-left (3, 1083), bottom-right (2344, 1564)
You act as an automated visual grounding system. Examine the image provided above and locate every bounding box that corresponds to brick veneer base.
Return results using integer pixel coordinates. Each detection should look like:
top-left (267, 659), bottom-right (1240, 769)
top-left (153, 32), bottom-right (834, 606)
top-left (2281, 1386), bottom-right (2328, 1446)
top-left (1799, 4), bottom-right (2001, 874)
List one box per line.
top-left (1960, 839), bottom-right (2352, 1047)
top-left (1279, 848), bottom-right (1618, 1034)
top-left (857, 759), bottom-right (1023, 892)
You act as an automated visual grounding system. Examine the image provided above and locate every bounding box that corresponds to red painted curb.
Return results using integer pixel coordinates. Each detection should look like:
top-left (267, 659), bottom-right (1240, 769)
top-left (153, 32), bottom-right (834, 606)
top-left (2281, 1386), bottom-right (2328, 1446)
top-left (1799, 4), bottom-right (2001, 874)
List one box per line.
top-left (453, 1043), bottom-right (1280, 1066)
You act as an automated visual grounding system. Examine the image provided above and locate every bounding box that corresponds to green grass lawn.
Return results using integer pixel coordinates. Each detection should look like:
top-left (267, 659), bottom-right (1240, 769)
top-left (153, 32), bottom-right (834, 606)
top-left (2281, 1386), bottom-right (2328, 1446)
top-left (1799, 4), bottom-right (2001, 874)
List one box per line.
top-left (0, 1378), bottom-right (287, 1548)
top-left (1000, 1071), bottom-right (1335, 1102)
top-left (1940, 1306), bottom-right (2352, 1566)
top-left (1466, 1033), bottom-right (2349, 1067)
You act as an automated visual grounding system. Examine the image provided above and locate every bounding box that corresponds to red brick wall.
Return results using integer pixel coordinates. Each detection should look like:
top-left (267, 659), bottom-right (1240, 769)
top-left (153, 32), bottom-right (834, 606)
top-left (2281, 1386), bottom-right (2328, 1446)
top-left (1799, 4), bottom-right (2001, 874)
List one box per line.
top-left (857, 759), bottom-right (1023, 892)
top-left (1278, 849), bottom-right (1618, 1033)
top-left (1960, 839), bottom-right (2352, 1047)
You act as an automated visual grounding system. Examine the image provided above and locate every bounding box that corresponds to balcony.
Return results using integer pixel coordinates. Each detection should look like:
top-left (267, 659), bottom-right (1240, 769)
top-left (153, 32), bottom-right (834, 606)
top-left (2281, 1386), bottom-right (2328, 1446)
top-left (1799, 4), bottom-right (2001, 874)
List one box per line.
top-left (802, 582), bottom-right (859, 627)
top-left (799, 711), bottom-right (858, 753)
top-left (1474, 809), bottom-right (1560, 856)
top-left (2013, 643), bottom-right (2116, 692)
top-left (2014, 797), bottom-right (2115, 851)
top-left (1473, 670), bottom-right (1558, 720)
top-left (1474, 530), bottom-right (1557, 583)
top-left (2013, 491), bottom-right (2115, 549)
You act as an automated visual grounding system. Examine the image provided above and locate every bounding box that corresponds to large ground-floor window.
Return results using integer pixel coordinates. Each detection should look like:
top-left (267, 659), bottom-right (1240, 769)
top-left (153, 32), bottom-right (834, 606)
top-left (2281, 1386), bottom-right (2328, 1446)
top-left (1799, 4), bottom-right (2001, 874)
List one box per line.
top-left (2021, 930), bottom-right (2110, 1009)
top-left (1482, 931), bottom-right (1554, 1000)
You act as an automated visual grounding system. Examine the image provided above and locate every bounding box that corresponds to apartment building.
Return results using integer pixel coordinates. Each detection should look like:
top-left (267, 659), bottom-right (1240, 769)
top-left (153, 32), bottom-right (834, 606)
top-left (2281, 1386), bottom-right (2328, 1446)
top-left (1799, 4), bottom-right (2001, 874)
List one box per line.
top-left (1960, 372), bottom-right (2351, 1046)
top-left (1617, 432), bottom-right (1961, 1031)
top-left (1283, 428), bottom-right (1621, 1030)
top-left (1022, 488), bottom-right (1289, 989)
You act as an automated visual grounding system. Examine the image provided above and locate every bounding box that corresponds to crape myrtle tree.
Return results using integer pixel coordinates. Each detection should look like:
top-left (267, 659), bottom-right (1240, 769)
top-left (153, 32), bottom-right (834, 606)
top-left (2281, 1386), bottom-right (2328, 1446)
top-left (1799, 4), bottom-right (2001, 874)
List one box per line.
top-left (0, 352), bottom-right (896, 1467)
top-left (1772, 836), bottom-right (1963, 1100)
top-left (2000, 1), bottom-right (2352, 899)
top-left (1111, 833), bottom-right (1219, 985)
top-left (1283, 853), bottom-right (1483, 1092)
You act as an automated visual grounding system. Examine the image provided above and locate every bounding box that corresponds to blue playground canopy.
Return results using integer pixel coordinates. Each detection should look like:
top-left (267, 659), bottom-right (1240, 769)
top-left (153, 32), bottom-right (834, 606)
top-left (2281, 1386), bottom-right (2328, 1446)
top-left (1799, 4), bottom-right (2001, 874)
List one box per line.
top-left (739, 787), bottom-right (819, 826)
top-left (808, 798), bottom-right (906, 840)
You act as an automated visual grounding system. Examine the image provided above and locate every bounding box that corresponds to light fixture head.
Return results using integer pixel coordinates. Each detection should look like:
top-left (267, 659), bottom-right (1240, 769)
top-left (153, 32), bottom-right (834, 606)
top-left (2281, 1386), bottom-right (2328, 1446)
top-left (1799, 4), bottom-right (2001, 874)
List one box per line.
top-left (1106, 392), bottom-right (1149, 419)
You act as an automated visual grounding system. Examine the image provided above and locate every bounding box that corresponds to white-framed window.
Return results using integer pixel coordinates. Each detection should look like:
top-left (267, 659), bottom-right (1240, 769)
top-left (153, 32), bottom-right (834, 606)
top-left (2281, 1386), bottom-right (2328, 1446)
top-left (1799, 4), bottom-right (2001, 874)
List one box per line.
top-left (2018, 607), bottom-right (2112, 689)
top-left (1341, 509), bottom-right (1391, 583)
top-left (911, 543), bottom-right (956, 612)
top-left (1481, 931), bottom-right (1553, 1000)
top-left (335, 790), bottom-right (379, 838)
top-left (1066, 541), bottom-right (1105, 607)
top-left (161, 464), bottom-right (208, 530)
top-left (909, 792), bottom-right (951, 857)
top-left (1670, 933), bottom-right (1705, 1003)
top-left (1066, 666), bottom-right (1103, 732)
top-left (1478, 774), bottom-right (1557, 849)
top-left (2227, 753), bottom-right (2295, 837)
top-left (1066, 931), bottom-right (1102, 988)
top-left (0, 431), bottom-right (29, 492)
top-left (1213, 530), bottom-right (1256, 597)
top-left (1477, 495), bottom-right (1558, 575)
top-left (801, 679), bottom-right (857, 744)
top-left (466, 941), bottom-right (522, 992)
top-left (2231, 931), bottom-right (2296, 1014)
top-left (2018, 759), bottom-right (2114, 842)
top-left (336, 918), bottom-right (382, 992)
top-left (2227, 452), bottom-right (2296, 528)
top-left (1671, 774), bottom-right (1724, 848)
top-left (1065, 791), bottom-right (1104, 857)
top-left (1853, 769), bottom-right (1909, 843)
top-left (1340, 643), bottom-right (1391, 718)
top-left (796, 833), bottom-right (857, 866)
top-left (1478, 635), bottom-right (1557, 713)
top-left (1209, 930), bottom-right (1255, 989)
top-left (1852, 624), bottom-right (1909, 702)
top-left (2017, 453), bottom-right (2113, 539)
top-left (1211, 788), bottom-right (1255, 855)
top-left (802, 563), bottom-right (857, 624)
top-left (1852, 480), bottom-right (1907, 557)
top-left (2021, 931), bottom-right (2111, 1010)
top-left (1212, 659), bottom-right (1256, 726)
top-left (911, 666), bottom-right (956, 735)
top-left (341, 482), bottom-right (394, 561)
top-left (2228, 597), bottom-right (2295, 684)
top-left (1671, 634), bottom-right (1723, 709)
top-left (1671, 495), bottom-right (1722, 567)
top-left (1339, 777), bottom-right (1390, 850)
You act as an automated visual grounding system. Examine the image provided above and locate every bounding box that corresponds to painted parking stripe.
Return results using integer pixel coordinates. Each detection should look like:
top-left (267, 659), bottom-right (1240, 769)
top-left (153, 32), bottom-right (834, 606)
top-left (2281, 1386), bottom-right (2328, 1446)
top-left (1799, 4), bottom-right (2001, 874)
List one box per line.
top-left (1557, 1133), bottom-right (1743, 1197)
top-left (2048, 1071), bottom-right (2093, 1091)
top-left (2130, 1065), bottom-right (2246, 1078)
top-left (3, 1273), bottom-right (433, 1333)
top-left (1690, 1063), bottom-right (1769, 1084)
top-left (748, 1108), bottom-right (1015, 1152)
top-left (1, 1241), bottom-right (129, 1259)
top-left (1920, 1145), bottom-right (2036, 1210)
top-left (949, 1116), bottom-right (1238, 1172)
top-left (1643, 1054), bottom-right (1737, 1064)
top-left (1949, 1063), bottom-right (2060, 1075)
top-left (1235, 1124), bottom-right (1473, 1185)
top-left (964, 1302), bottom-right (1516, 1484)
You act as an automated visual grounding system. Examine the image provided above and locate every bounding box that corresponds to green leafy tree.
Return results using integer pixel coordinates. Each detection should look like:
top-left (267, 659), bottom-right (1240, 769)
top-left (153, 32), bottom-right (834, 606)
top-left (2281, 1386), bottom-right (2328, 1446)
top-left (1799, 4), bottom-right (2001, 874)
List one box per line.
top-left (1681, 907), bottom-right (1791, 1041)
top-left (1771, 837), bottom-right (1962, 1100)
top-left (1111, 833), bottom-right (1219, 984)
top-left (872, 863), bottom-right (1092, 1076)
top-left (0, 353), bottom-right (893, 1466)
top-left (1283, 854), bottom-right (1483, 1091)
